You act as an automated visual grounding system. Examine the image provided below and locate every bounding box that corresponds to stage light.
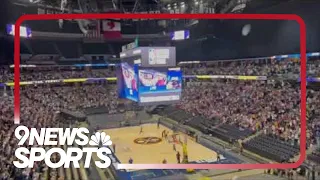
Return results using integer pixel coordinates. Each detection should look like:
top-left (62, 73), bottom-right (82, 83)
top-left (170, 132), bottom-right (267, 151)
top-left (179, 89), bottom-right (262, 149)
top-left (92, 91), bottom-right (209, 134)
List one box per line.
top-left (173, 3), bottom-right (178, 9)
top-left (242, 24), bottom-right (251, 36)
top-left (195, 1), bottom-right (199, 5)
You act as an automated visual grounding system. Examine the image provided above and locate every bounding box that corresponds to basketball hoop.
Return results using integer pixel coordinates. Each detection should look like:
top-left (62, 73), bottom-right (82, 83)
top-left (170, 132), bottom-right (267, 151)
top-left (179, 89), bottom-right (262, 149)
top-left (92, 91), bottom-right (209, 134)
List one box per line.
top-left (184, 135), bottom-right (187, 145)
top-left (168, 133), bottom-right (179, 144)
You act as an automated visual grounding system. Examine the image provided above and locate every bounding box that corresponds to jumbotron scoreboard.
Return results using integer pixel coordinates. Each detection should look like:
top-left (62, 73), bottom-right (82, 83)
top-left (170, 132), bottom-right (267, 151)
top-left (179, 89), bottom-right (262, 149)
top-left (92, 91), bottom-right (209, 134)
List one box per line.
top-left (117, 46), bottom-right (182, 105)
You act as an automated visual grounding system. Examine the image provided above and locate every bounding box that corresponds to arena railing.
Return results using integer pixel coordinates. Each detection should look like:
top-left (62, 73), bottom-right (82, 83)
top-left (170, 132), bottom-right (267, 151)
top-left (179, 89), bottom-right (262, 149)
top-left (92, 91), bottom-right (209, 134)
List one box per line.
top-left (177, 51), bottom-right (320, 65)
top-left (0, 75), bottom-right (269, 87)
top-left (3, 73), bottom-right (320, 87)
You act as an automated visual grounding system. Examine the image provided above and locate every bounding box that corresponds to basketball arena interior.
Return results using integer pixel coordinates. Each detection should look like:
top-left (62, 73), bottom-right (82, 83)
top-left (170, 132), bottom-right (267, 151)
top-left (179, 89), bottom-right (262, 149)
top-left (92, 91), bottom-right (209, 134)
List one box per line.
top-left (0, 0), bottom-right (320, 180)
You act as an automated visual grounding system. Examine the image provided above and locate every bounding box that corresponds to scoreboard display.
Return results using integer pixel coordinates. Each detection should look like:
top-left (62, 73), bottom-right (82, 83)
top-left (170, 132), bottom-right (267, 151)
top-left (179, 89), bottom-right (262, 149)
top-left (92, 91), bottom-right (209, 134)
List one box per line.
top-left (118, 46), bottom-right (180, 105)
top-left (118, 62), bottom-right (139, 102)
top-left (138, 67), bottom-right (182, 105)
top-left (148, 48), bottom-right (169, 65)
top-left (117, 64), bottom-right (182, 105)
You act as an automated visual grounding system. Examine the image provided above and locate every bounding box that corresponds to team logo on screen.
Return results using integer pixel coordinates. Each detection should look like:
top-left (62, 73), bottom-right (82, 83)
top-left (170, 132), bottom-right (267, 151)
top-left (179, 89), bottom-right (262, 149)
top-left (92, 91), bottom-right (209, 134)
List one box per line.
top-left (13, 126), bottom-right (113, 169)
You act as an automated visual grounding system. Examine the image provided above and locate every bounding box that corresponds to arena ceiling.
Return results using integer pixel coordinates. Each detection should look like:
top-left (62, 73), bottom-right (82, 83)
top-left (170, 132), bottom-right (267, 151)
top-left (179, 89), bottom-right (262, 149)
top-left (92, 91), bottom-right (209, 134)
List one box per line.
top-left (1, 0), bottom-right (319, 63)
top-left (12, 0), bottom-right (252, 14)
top-left (7, 0), bottom-right (257, 37)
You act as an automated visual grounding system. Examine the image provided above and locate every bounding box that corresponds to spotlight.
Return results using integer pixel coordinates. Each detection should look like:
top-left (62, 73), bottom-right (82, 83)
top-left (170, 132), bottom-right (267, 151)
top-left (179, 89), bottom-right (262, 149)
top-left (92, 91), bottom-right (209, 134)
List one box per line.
top-left (242, 24), bottom-right (251, 36)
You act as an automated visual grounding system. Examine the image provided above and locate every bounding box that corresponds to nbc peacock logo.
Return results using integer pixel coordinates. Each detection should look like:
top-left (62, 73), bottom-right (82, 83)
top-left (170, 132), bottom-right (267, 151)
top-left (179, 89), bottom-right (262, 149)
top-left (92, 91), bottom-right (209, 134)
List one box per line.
top-left (13, 126), bottom-right (113, 169)
top-left (89, 132), bottom-right (113, 146)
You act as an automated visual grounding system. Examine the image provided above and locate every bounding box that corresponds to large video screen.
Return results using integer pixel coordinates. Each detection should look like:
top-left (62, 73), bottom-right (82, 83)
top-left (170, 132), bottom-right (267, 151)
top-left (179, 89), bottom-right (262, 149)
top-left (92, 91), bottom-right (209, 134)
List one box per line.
top-left (117, 62), bottom-right (139, 102)
top-left (138, 67), bottom-right (182, 104)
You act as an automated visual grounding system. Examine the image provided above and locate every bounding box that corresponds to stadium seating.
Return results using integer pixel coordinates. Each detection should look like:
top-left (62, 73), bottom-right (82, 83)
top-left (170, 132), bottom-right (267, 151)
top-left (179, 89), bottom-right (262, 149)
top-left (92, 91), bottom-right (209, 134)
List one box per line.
top-left (0, 56), bottom-right (320, 179)
top-left (185, 116), bottom-right (211, 133)
top-left (307, 152), bottom-right (320, 164)
top-left (207, 124), bottom-right (254, 143)
top-left (243, 134), bottom-right (300, 162)
top-left (167, 109), bottom-right (192, 123)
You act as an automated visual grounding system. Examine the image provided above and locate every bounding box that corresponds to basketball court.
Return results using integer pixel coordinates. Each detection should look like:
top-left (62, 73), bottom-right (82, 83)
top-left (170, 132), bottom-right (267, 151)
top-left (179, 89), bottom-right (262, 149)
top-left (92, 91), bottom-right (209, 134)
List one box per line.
top-left (100, 123), bottom-right (218, 165)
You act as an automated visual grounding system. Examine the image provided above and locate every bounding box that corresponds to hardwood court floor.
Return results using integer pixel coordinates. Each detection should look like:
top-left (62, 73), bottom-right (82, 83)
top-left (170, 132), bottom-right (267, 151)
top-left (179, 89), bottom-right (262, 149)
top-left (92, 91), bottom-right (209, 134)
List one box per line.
top-left (101, 124), bottom-right (217, 164)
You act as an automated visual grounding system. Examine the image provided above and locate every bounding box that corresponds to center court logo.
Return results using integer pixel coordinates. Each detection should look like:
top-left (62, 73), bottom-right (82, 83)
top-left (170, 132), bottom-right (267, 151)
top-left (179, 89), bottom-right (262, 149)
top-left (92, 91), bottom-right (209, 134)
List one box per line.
top-left (13, 126), bottom-right (113, 169)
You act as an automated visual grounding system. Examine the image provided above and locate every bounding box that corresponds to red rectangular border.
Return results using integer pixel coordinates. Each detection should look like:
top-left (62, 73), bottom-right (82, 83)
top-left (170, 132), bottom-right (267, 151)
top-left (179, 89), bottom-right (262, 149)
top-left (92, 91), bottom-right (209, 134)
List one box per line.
top-left (14, 13), bottom-right (306, 170)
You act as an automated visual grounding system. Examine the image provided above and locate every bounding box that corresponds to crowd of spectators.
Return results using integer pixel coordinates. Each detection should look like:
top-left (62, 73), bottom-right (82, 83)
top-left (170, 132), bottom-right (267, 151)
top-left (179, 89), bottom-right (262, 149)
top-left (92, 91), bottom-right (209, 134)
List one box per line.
top-left (0, 67), bottom-right (116, 82)
top-left (181, 58), bottom-right (320, 77)
top-left (1, 58), bottom-right (320, 83)
top-left (178, 80), bottom-right (320, 149)
top-left (23, 84), bottom-right (121, 114)
top-left (0, 83), bottom-right (131, 180)
top-left (0, 57), bottom-right (320, 179)
top-left (0, 95), bottom-right (55, 179)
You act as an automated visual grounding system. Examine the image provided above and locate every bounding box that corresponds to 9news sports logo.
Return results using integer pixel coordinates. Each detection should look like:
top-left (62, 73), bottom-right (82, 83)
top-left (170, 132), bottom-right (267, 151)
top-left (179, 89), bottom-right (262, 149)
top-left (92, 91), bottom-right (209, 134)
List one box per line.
top-left (13, 126), bottom-right (113, 169)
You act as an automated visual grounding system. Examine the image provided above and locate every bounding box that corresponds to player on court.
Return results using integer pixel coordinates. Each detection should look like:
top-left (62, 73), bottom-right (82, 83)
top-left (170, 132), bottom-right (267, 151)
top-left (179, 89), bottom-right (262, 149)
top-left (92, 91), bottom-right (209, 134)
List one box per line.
top-left (217, 152), bottom-right (221, 162)
top-left (162, 158), bottom-right (167, 164)
top-left (112, 144), bottom-right (116, 154)
top-left (176, 151), bottom-right (181, 163)
top-left (139, 126), bottom-right (143, 134)
top-left (157, 119), bottom-right (160, 129)
top-left (164, 131), bottom-right (168, 140)
top-left (129, 157), bottom-right (133, 164)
